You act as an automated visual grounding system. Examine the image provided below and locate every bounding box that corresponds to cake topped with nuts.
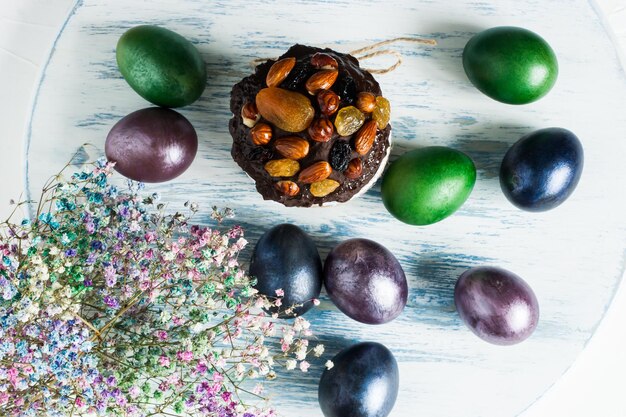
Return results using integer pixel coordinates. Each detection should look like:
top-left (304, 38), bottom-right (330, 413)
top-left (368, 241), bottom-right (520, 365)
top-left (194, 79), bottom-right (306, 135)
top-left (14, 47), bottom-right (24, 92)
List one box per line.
top-left (229, 44), bottom-right (391, 207)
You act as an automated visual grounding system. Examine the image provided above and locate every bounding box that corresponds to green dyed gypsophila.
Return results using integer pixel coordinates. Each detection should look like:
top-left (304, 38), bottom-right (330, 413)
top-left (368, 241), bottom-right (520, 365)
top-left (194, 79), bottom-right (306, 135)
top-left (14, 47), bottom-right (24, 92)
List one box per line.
top-left (0, 158), bottom-right (324, 417)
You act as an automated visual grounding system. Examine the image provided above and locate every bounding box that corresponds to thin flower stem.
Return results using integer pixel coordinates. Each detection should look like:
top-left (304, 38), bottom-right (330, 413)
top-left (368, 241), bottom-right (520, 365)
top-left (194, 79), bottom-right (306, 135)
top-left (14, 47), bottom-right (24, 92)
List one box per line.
top-left (0, 159), bottom-right (320, 417)
top-left (72, 311), bottom-right (103, 340)
top-left (95, 290), bottom-right (146, 340)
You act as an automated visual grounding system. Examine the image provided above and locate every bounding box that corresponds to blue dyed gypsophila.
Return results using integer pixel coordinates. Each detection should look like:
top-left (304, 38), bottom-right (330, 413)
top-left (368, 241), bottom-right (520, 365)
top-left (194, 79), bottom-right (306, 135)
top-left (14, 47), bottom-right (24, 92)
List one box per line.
top-left (0, 158), bottom-right (324, 417)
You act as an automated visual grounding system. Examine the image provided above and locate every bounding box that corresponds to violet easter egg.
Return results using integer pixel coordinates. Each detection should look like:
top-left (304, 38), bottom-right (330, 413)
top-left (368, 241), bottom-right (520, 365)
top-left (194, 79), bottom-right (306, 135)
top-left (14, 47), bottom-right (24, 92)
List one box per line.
top-left (249, 224), bottom-right (323, 317)
top-left (318, 342), bottom-right (399, 417)
top-left (105, 107), bottom-right (198, 183)
top-left (323, 238), bottom-right (407, 324)
top-left (454, 266), bottom-right (539, 345)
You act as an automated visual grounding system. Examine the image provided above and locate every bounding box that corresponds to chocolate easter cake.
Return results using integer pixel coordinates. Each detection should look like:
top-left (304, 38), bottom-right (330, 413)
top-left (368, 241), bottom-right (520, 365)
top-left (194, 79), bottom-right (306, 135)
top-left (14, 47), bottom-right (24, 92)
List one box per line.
top-left (229, 44), bottom-right (392, 207)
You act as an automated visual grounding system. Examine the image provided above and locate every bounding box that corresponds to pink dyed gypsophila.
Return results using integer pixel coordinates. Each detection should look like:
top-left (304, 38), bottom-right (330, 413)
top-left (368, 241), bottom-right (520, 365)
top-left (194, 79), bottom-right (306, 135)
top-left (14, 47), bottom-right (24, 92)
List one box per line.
top-left (0, 159), bottom-right (324, 417)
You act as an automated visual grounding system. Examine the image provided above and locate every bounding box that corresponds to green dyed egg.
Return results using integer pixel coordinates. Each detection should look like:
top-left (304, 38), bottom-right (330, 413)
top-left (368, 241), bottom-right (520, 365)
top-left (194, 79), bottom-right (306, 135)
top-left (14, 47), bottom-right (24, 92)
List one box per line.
top-left (381, 147), bottom-right (476, 226)
top-left (462, 26), bottom-right (558, 105)
top-left (116, 25), bottom-right (206, 108)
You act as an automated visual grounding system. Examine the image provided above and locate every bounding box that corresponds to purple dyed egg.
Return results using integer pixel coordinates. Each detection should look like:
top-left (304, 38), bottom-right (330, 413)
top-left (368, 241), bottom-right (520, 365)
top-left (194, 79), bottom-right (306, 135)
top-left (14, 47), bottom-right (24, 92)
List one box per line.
top-left (105, 107), bottom-right (198, 182)
top-left (454, 266), bottom-right (539, 345)
top-left (324, 238), bottom-right (407, 325)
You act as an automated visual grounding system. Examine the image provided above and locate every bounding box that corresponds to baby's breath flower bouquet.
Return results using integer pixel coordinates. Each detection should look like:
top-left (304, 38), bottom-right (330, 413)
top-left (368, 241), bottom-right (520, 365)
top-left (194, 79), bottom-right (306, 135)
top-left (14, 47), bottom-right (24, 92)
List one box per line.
top-left (0, 159), bottom-right (322, 417)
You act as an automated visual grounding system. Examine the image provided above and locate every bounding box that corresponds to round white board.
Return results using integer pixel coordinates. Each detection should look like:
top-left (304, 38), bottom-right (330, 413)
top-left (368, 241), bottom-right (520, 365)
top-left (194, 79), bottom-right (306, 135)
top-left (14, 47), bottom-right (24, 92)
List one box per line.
top-left (24, 0), bottom-right (626, 416)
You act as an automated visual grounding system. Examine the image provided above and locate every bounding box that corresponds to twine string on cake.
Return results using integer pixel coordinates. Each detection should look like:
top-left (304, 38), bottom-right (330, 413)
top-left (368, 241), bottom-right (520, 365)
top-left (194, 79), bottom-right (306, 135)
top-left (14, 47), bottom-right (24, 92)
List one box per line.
top-left (349, 37), bottom-right (437, 74)
top-left (250, 56), bottom-right (276, 67)
top-left (250, 36), bottom-right (437, 74)
top-left (353, 49), bottom-right (404, 74)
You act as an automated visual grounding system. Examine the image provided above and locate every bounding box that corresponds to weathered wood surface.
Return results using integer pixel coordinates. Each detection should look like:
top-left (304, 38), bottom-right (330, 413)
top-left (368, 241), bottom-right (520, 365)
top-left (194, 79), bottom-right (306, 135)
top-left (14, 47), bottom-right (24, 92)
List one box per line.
top-left (24, 0), bottom-right (626, 416)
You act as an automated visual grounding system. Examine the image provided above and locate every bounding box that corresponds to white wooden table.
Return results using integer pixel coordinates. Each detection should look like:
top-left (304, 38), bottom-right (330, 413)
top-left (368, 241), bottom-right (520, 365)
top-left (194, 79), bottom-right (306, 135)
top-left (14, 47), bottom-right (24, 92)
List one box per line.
top-left (2, 1), bottom-right (626, 416)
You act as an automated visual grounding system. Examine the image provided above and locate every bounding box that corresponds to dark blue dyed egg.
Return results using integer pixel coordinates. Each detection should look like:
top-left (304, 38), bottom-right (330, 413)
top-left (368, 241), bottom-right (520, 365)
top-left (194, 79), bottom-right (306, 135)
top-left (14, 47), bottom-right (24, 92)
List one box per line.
top-left (249, 224), bottom-right (322, 317)
top-left (318, 342), bottom-right (399, 417)
top-left (499, 127), bottom-right (583, 211)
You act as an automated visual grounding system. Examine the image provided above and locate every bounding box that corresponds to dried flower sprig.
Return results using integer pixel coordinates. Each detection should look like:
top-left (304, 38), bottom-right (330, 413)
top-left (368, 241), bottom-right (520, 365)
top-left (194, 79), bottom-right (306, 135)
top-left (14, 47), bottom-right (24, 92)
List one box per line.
top-left (0, 158), bottom-right (322, 417)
